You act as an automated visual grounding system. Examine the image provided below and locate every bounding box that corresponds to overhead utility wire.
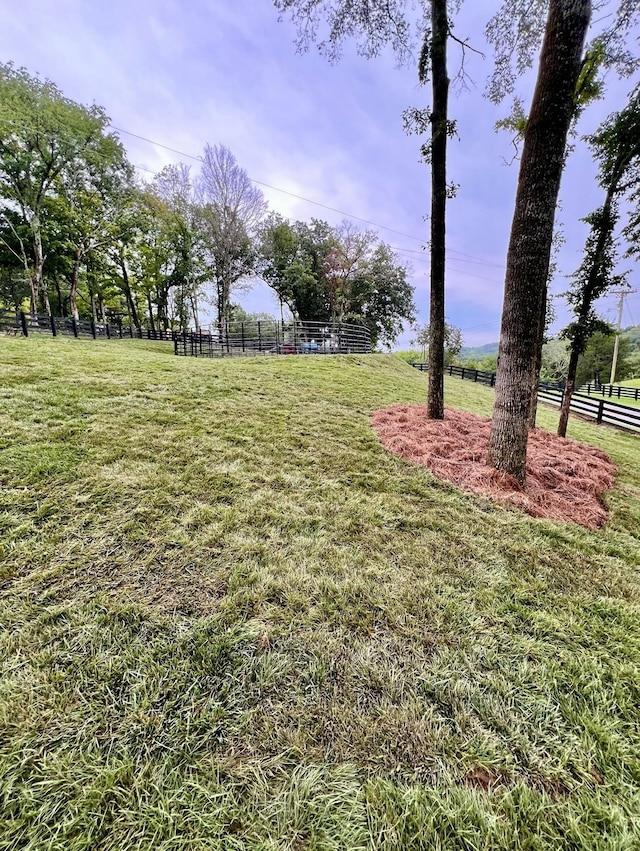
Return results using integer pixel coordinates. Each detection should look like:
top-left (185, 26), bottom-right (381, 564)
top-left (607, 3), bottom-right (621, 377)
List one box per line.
top-left (392, 247), bottom-right (503, 285)
top-left (111, 124), bottom-right (505, 270)
top-left (112, 126), bottom-right (423, 241)
top-left (390, 243), bottom-right (505, 269)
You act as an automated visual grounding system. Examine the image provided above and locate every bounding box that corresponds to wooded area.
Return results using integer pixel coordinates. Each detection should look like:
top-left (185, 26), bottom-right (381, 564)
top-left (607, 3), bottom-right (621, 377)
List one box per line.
top-left (0, 64), bottom-right (416, 349)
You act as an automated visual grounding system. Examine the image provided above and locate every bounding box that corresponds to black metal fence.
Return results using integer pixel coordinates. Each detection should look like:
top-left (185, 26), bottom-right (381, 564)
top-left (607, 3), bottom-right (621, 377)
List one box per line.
top-left (174, 320), bottom-right (372, 358)
top-left (578, 382), bottom-right (640, 402)
top-left (411, 362), bottom-right (640, 435)
top-left (1, 310), bottom-right (372, 358)
top-left (1, 308), bottom-right (176, 342)
top-left (537, 386), bottom-right (640, 434)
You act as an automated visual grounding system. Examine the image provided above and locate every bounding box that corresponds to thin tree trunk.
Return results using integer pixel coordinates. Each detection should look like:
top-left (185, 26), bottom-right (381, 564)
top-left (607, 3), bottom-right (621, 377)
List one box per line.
top-left (119, 256), bottom-right (140, 328)
top-left (89, 287), bottom-right (98, 326)
top-left (191, 288), bottom-right (201, 333)
top-left (54, 276), bottom-right (64, 317)
top-left (558, 185), bottom-right (616, 437)
top-left (488, 0), bottom-right (591, 485)
top-left (557, 345), bottom-right (580, 437)
top-left (69, 248), bottom-right (83, 322)
top-left (30, 219), bottom-right (45, 316)
top-left (147, 291), bottom-right (156, 334)
top-left (41, 285), bottom-right (52, 317)
top-left (427, 0), bottom-right (449, 420)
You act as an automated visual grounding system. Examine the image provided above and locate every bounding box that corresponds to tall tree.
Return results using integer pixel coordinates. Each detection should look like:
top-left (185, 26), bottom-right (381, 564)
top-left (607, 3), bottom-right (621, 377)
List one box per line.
top-left (152, 164), bottom-right (207, 331)
top-left (487, 0), bottom-right (592, 484)
top-left (486, 1), bottom-right (639, 439)
top-left (427, 0), bottom-right (450, 418)
top-left (196, 145), bottom-right (266, 325)
top-left (0, 63), bottom-right (120, 316)
top-left (57, 137), bottom-right (132, 321)
top-left (274, 0), bottom-right (466, 413)
top-left (557, 88), bottom-right (640, 437)
top-left (259, 214), bottom-right (334, 323)
top-left (259, 214), bottom-right (415, 347)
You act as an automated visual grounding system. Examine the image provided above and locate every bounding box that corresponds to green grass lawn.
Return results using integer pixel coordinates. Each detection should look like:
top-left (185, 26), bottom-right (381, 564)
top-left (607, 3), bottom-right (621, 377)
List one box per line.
top-left (2, 336), bottom-right (640, 850)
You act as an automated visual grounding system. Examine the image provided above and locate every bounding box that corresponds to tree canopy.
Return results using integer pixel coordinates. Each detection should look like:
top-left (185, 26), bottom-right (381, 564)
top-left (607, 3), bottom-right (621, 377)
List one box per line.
top-left (259, 214), bottom-right (416, 348)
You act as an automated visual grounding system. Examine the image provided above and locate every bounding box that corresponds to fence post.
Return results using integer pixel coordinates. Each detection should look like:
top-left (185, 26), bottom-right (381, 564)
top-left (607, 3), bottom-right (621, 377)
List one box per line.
top-left (20, 311), bottom-right (28, 337)
top-left (241, 322), bottom-right (245, 353)
top-left (71, 317), bottom-right (79, 338)
top-left (49, 312), bottom-right (57, 336)
top-left (597, 400), bottom-right (604, 424)
top-left (90, 319), bottom-right (97, 339)
top-left (490, 372), bottom-right (495, 388)
top-left (258, 321), bottom-right (262, 352)
top-left (474, 369), bottom-right (478, 382)
top-left (106, 322), bottom-right (111, 339)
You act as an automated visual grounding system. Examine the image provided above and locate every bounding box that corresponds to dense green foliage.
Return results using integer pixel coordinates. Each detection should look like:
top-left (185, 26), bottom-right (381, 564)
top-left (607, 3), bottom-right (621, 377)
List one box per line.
top-left (0, 65), bottom-right (415, 345)
top-left (540, 328), bottom-right (636, 384)
top-left (259, 215), bottom-right (415, 347)
top-left (1, 338), bottom-right (640, 848)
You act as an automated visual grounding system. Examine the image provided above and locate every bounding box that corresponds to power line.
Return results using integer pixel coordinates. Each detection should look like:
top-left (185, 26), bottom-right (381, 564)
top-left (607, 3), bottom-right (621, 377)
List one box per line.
top-left (389, 243), bottom-right (505, 269)
top-left (393, 248), bottom-right (504, 284)
top-left (111, 123), bottom-right (507, 271)
top-left (112, 125), bottom-right (428, 241)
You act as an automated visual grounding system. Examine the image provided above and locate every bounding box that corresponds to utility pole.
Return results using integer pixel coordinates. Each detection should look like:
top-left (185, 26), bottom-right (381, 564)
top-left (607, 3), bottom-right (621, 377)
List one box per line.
top-left (609, 287), bottom-right (636, 384)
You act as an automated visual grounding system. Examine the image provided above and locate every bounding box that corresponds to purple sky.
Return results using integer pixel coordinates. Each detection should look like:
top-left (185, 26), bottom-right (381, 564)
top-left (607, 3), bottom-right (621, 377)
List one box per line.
top-left (2, 1), bottom-right (639, 347)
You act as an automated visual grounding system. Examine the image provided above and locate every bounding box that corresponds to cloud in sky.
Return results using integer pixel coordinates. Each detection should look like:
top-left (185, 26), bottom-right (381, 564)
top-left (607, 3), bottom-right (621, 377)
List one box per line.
top-left (2, 0), bottom-right (639, 346)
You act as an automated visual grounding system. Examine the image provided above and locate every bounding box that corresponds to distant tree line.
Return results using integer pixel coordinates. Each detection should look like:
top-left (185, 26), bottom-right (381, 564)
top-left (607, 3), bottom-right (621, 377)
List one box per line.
top-left (0, 63), bottom-right (416, 348)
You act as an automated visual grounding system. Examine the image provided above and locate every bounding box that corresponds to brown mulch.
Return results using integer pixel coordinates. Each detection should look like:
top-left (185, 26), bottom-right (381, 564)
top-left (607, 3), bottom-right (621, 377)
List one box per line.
top-left (370, 405), bottom-right (617, 529)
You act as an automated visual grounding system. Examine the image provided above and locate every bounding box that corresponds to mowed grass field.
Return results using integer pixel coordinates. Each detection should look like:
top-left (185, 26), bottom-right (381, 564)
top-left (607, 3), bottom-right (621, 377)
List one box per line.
top-left (1, 336), bottom-right (640, 851)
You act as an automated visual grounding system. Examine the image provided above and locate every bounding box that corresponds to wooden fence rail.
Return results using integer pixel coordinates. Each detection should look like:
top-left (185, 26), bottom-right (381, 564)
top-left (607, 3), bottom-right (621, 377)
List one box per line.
top-left (410, 362), bottom-right (640, 435)
top-left (0, 308), bottom-right (176, 342)
top-left (578, 382), bottom-right (640, 402)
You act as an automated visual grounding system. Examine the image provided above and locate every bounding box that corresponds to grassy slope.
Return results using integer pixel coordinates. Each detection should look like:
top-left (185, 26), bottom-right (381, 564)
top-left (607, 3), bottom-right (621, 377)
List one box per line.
top-left (1, 336), bottom-right (640, 851)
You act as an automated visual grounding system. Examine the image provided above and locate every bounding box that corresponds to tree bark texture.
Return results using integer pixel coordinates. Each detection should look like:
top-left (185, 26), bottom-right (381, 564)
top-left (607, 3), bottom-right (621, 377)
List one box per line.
top-left (527, 296), bottom-right (547, 428)
top-left (427, 0), bottom-right (449, 420)
top-left (488, 0), bottom-right (591, 484)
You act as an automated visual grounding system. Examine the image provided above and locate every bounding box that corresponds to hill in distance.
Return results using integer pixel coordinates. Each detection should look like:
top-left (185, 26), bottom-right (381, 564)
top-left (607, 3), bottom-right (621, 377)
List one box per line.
top-left (459, 341), bottom-right (499, 361)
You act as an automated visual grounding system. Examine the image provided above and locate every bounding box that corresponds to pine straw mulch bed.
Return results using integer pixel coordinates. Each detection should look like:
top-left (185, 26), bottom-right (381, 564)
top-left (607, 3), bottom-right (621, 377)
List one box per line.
top-left (370, 405), bottom-right (617, 529)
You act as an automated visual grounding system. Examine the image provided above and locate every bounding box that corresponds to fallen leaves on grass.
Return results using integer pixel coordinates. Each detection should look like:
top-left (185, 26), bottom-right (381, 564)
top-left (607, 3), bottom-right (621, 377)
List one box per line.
top-left (371, 405), bottom-right (616, 529)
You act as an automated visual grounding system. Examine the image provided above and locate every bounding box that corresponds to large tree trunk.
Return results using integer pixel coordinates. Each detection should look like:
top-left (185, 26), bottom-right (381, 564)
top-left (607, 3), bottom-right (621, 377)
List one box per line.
top-left (527, 296), bottom-right (547, 428)
top-left (427, 0), bottom-right (449, 419)
top-left (488, 0), bottom-right (591, 484)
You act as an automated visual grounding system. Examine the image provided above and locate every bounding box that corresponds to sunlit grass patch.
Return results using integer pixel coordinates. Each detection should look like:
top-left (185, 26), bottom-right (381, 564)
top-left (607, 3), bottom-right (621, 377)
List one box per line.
top-left (1, 336), bottom-right (640, 849)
